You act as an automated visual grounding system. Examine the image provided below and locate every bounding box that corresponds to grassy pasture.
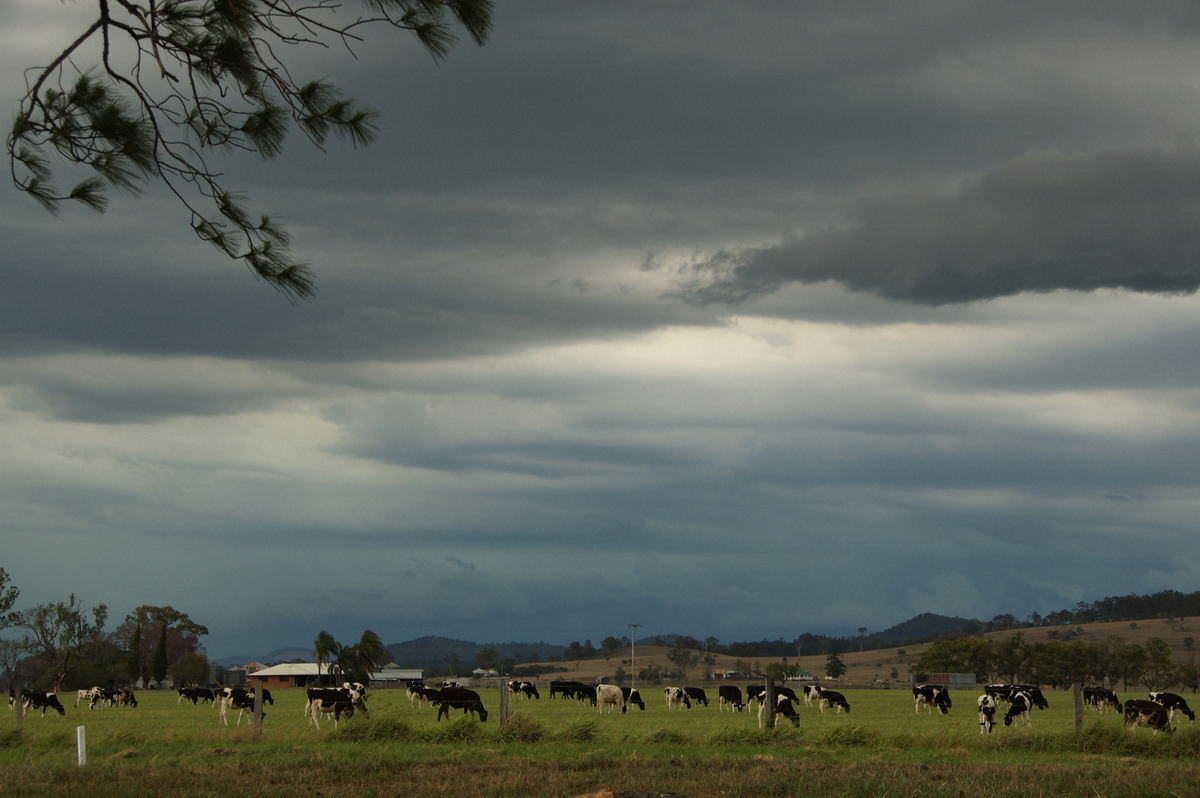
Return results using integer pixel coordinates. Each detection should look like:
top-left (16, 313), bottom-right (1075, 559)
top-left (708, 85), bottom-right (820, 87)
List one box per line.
top-left (3, 686), bottom-right (1200, 796)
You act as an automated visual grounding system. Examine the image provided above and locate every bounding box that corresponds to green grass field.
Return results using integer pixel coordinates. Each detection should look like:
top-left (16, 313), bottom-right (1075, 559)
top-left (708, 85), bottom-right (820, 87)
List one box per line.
top-left (4, 686), bottom-right (1200, 796)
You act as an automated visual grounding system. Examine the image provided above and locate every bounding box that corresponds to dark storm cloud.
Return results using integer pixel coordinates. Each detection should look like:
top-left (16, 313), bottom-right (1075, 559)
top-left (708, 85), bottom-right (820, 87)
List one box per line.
top-left (676, 147), bottom-right (1200, 306)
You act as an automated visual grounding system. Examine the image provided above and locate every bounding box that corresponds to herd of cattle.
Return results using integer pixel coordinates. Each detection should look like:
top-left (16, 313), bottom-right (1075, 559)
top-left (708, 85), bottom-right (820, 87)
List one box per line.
top-left (7, 680), bottom-right (1196, 734)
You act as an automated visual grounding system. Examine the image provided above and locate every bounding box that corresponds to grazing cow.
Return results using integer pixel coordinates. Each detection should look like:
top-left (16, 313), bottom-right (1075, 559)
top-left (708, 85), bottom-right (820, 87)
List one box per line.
top-left (718, 685), bottom-right (744, 712)
top-left (307, 686), bottom-right (369, 718)
top-left (178, 686), bottom-right (216, 706)
top-left (1149, 692), bottom-right (1196, 722)
top-left (414, 687), bottom-right (442, 708)
top-left (746, 685), bottom-right (800, 707)
top-left (1124, 699), bottom-right (1172, 733)
top-left (621, 687), bottom-right (645, 711)
top-left (1083, 687), bottom-right (1120, 712)
top-left (803, 684), bottom-right (823, 707)
top-left (985, 684), bottom-right (1048, 710)
top-left (913, 684), bottom-right (952, 715)
top-left (1003, 691), bottom-right (1033, 728)
top-left (683, 687), bottom-right (709, 707)
top-left (664, 686), bottom-right (691, 710)
top-left (977, 694), bottom-right (997, 734)
top-left (91, 688), bottom-right (137, 709)
top-left (817, 688), bottom-right (851, 714)
top-left (596, 683), bottom-right (626, 714)
top-left (436, 686), bottom-right (488, 722)
top-left (575, 685), bottom-right (598, 706)
top-left (550, 680), bottom-right (587, 699)
top-left (758, 693), bottom-right (801, 728)
top-left (10, 689), bottom-right (66, 716)
top-left (308, 696), bottom-right (355, 729)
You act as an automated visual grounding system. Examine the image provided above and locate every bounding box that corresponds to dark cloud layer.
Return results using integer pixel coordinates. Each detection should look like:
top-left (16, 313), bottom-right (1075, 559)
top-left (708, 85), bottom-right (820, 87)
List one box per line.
top-left (677, 147), bottom-right (1200, 306)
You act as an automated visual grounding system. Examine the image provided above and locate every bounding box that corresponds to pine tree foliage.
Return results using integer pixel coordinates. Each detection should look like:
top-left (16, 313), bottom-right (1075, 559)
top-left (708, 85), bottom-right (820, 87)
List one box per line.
top-left (7, 0), bottom-right (494, 300)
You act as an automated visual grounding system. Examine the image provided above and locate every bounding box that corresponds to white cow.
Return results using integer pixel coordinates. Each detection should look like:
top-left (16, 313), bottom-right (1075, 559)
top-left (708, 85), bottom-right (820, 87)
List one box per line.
top-left (596, 683), bottom-right (626, 714)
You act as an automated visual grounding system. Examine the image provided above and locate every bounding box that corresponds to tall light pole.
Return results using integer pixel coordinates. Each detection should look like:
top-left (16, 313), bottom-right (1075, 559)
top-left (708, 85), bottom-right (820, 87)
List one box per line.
top-left (628, 623), bottom-right (641, 690)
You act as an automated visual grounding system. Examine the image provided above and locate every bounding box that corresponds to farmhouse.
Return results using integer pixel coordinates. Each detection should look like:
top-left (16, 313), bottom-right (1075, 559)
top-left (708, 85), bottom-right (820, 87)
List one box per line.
top-left (247, 662), bottom-right (423, 690)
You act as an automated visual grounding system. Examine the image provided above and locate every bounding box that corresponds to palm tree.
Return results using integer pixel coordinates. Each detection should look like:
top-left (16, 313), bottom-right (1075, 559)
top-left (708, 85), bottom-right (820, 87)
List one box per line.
top-left (313, 630), bottom-right (340, 686)
top-left (355, 630), bottom-right (388, 679)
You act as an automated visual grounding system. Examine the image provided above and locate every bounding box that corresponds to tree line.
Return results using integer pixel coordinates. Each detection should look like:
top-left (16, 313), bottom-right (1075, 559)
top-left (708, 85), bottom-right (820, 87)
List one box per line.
top-left (0, 568), bottom-right (209, 692)
top-left (913, 632), bottom-right (1199, 691)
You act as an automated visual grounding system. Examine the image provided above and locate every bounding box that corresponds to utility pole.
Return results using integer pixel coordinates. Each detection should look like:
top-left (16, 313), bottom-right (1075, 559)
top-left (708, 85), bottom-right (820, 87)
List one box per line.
top-left (628, 623), bottom-right (641, 690)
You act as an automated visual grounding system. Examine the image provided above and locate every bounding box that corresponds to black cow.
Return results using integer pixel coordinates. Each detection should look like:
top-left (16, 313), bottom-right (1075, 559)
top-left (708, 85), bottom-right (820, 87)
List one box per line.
top-left (1003, 691), bottom-right (1033, 728)
top-left (1149, 692), bottom-right (1195, 722)
top-left (718, 684), bottom-right (744, 712)
top-left (1124, 699), bottom-right (1172, 733)
top-left (683, 687), bottom-right (709, 707)
top-left (178, 686), bottom-right (216, 705)
top-left (414, 687), bottom-right (442, 708)
top-left (436, 686), bottom-right (488, 722)
top-left (913, 684), bottom-right (952, 715)
top-left (575, 685), bottom-right (598, 706)
top-left (620, 687), bottom-right (645, 710)
top-left (10, 689), bottom-right (65, 716)
top-left (977, 694), bottom-right (997, 734)
top-left (1083, 687), bottom-right (1120, 712)
top-left (549, 680), bottom-right (588, 699)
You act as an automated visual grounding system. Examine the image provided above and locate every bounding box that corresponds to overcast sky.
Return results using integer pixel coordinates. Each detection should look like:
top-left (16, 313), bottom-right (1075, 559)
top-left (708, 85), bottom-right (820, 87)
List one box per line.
top-left (4, 1), bottom-right (1200, 660)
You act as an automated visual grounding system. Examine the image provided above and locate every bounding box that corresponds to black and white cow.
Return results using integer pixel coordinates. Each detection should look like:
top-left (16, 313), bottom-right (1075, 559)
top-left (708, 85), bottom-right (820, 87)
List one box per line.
top-left (91, 688), bottom-right (137, 709)
top-left (758, 693), bottom-right (801, 728)
top-left (620, 687), bottom-right (645, 711)
top-left (803, 684), bottom-right (823, 707)
top-left (977, 694), bottom-right (997, 734)
top-left (1124, 699), bottom-right (1172, 733)
top-left (10, 689), bottom-right (65, 716)
top-left (307, 685), bottom-right (368, 718)
top-left (1082, 687), bottom-right (1120, 712)
top-left (913, 684), bottom-right (952, 715)
top-left (308, 695), bottom-right (355, 729)
top-left (1149, 692), bottom-right (1196, 722)
top-left (508, 680), bottom-right (540, 699)
top-left (683, 687), bottom-right (709, 707)
top-left (985, 684), bottom-right (1048, 710)
top-left (596, 683), bottom-right (626, 714)
top-left (436, 686), bottom-right (488, 722)
top-left (177, 686), bottom-right (216, 705)
top-left (746, 685), bottom-right (799, 707)
top-left (718, 685), bottom-right (744, 712)
top-left (215, 688), bottom-right (262, 726)
top-left (664, 686), bottom-right (691, 710)
top-left (1003, 690), bottom-right (1034, 728)
top-left (816, 688), bottom-right (850, 714)
top-left (406, 681), bottom-right (427, 706)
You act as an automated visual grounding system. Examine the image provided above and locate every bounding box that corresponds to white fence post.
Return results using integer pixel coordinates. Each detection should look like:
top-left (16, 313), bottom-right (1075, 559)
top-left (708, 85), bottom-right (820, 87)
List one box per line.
top-left (76, 726), bottom-right (86, 766)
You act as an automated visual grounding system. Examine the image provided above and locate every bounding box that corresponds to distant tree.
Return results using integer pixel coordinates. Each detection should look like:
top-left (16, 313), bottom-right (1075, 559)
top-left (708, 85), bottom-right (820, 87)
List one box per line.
top-left (766, 661), bottom-right (798, 682)
top-left (857, 627), bottom-right (868, 651)
top-left (313, 630), bottom-right (340, 683)
top-left (7, 0), bottom-right (495, 299)
top-left (600, 636), bottom-right (625, 659)
top-left (825, 650), bottom-right (847, 680)
top-left (115, 606), bottom-right (207, 687)
top-left (0, 568), bottom-right (19, 625)
top-left (11, 594), bottom-right (108, 691)
top-left (125, 626), bottom-right (143, 685)
top-left (169, 651), bottom-right (210, 687)
top-left (337, 630), bottom-right (388, 684)
top-left (667, 640), bottom-right (700, 679)
top-left (152, 623), bottom-right (169, 685)
top-left (475, 648), bottom-right (500, 672)
top-left (1143, 637), bottom-right (1175, 689)
top-left (442, 653), bottom-right (461, 676)
top-left (613, 666), bottom-right (627, 686)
